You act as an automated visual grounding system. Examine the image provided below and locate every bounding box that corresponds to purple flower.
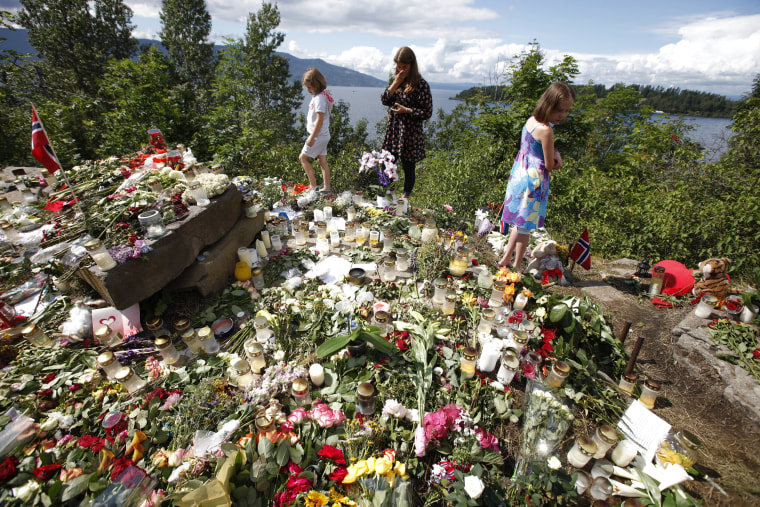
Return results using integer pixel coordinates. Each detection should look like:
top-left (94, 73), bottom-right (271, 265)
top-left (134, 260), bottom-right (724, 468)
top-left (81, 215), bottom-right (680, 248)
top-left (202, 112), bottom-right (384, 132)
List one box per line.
top-left (478, 218), bottom-right (493, 236)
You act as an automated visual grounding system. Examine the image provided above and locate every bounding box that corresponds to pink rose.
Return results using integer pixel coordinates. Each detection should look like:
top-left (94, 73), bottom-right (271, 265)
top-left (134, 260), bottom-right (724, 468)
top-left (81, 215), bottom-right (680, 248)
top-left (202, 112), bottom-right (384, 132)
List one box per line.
top-left (288, 408), bottom-right (307, 425)
top-left (475, 427), bottom-right (500, 453)
top-left (414, 426), bottom-right (427, 457)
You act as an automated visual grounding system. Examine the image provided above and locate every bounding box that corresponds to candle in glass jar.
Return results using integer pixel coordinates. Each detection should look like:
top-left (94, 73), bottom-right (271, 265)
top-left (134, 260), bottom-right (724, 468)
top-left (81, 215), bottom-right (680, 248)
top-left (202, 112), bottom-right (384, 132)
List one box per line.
top-left (291, 377), bottom-right (310, 406)
top-left (309, 364), bottom-right (325, 386)
top-left (460, 346), bottom-right (477, 379)
top-left (114, 366), bottom-right (146, 394)
top-left (694, 294), bottom-right (717, 318)
top-left (592, 425), bottom-right (619, 459)
top-left (356, 382), bottom-right (375, 415)
top-left (590, 477), bottom-right (612, 501)
top-left (155, 337), bottom-right (180, 365)
top-left (198, 326), bottom-right (219, 354)
top-left (232, 359), bottom-right (255, 387)
top-left (545, 361), bottom-right (571, 389)
top-left (330, 231), bottom-right (340, 249)
top-left (496, 348), bottom-right (520, 385)
top-left (95, 325), bottom-right (121, 347)
top-left (84, 239), bottom-right (117, 271)
top-left (477, 341), bottom-right (501, 373)
top-left (513, 293), bottom-right (529, 311)
top-left (639, 378), bottom-right (661, 409)
top-left (260, 230), bottom-right (271, 249)
top-left (618, 373), bottom-right (638, 396)
top-left (244, 339), bottom-right (266, 374)
top-left (256, 239), bottom-right (268, 259)
top-left (238, 247), bottom-right (252, 266)
top-left (271, 234), bottom-right (283, 251)
top-left (97, 351), bottom-right (122, 378)
top-left (611, 439), bottom-right (638, 467)
top-left (442, 291), bottom-right (457, 315)
top-left (567, 436), bottom-right (597, 468)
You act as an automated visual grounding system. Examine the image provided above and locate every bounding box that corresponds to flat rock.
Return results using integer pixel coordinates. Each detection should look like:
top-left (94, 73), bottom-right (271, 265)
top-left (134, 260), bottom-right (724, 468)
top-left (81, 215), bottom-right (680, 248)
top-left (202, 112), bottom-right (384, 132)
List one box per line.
top-left (78, 184), bottom-right (246, 309)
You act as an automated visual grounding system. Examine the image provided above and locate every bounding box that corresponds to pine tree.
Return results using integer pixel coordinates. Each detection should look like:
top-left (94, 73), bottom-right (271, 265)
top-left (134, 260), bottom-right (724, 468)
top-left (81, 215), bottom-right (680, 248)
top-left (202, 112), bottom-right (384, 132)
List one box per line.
top-left (159, 0), bottom-right (216, 91)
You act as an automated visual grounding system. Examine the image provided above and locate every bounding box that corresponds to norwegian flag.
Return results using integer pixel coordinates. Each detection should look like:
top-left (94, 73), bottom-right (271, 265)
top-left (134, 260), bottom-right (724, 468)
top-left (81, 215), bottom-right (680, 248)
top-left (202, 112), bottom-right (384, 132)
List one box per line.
top-left (31, 105), bottom-right (61, 173)
top-left (570, 228), bottom-right (591, 270)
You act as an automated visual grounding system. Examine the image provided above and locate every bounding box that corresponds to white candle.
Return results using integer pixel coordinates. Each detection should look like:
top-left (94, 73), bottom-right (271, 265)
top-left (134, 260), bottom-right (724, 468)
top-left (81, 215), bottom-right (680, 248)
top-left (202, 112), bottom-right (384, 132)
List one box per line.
top-left (477, 341), bottom-right (501, 372)
top-left (256, 239), bottom-right (268, 259)
top-left (610, 439), bottom-right (637, 467)
top-left (330, 231), bottom-right (340, 249)
top-left (313, 209), bottom-right (324, 222)
top-left (309, 364), bottom-right (325, 386)
top-left (238, 247), bottom-right (252, 265)
top-left (513, 293), bottom-right (528, 311)
top-left (247, 248), bottom-right (259, 267)
top-left (261, 230), bottom-right (271, 249)
top-left (323, 206), bottom-right (333, 220)
top-left (271, 234), bottom-right (283, 251)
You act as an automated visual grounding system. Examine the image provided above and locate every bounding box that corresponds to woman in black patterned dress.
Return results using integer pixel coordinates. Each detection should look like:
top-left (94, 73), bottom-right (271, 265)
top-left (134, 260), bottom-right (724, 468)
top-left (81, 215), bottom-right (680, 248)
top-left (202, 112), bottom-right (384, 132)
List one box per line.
top-left (381, 47), bottom-right (433, 198)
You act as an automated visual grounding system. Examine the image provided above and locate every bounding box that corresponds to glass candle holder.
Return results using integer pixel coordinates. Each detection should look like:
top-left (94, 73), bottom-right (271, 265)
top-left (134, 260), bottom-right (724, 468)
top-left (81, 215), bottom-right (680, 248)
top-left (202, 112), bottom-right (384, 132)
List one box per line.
top-left (155, 337), bottom-right (180, 365)
top-left (591, 459), bottom-right (614, 479)
top-left (237, 247), bottom-right (252, 267)
top-left (254, 315), bottom-right (273, 343)
top-left (197, 326), bottom-right (219, 354)
top-left (84, 238), bottom-right (117, 271)
top-left (382, 256), bottom-right (396, 282)
top-left (639, 378), bottom-right (661, 409)
top-left (315, 222), bottom-right (327, 240)
top-left (353, 191), bottom-right (363, 206)
top-left (309, 363), bottom-right (325, 386)
top-left (330, 231), bottom-right (340, 250)
top-left (145, 317), bottom-right (169, 339)
top-left (545, 361), bottom-right (571, 389)
top-left (0, 220), bottom-right (19, 243)
top-left (421, 220), bottom-right (438, 243)
top-left (244, 196), bottom-right (259, 218)
top-left (496, 348), bottom-right (520, 385)
top-left (513, 293), bottom-right (528, 311)
top-left (114, 366), bottom-right (146, 394)
top-left (22, 324), bottom-right (53, 347)
top-left (95, 324), bottom-right (121, 347)
top-left (477, 341), bottom-right (501, 373)
top-left (611, 439), bottom-right (638, 467)
top-left (323, 206), bottom-right (333, 220)
top-left (477, 308), bottom-right (496, 335)
top-left (442, 291), bottom-right (457, 315)
top-left (355, 225), bottom-right (368, 247)
top-left (618, 373), bottom-right (639, 396)
top-left (373, 311), bottom-right (391, 338)
top-left (477, 268), bottom-right (493, 289)
top-left (488, 280), bottom-right (506, 308)
top-left (173, 316), bottom-right (192, 334)
top-left (381, 228), bottom-right (394, 252)
top-left (396, 199), bottom-right (405, 216)
top-left (460, 346), bottom-right (477, 379)
top-left (232, 359), bottom-right (255, 387)
top-left (432, 277), bottom-right (448, 306)
top-left (449, 247), bottom-right (469, 277)
top-left (694, 294), bottom-right (718, 318)
top-left (408, 217), bottom-right (421, 239)
top-left (97, 351), bottom-right (122, 378)
top-left (347, 339), bottom-right (367, 357)
top-left (271, 234), bottom-right (283, 251)
top-left (344, 221), bottom-right (356, 243)
top-left (356, 382), bottom-right (376, 415)
top-left (395, 249), bottom-right (409, 272)
top-left (291, 377), bottom-right (310, 406)
top-left (741, 303), bottom-right (759, 323)
top-left (590, 477), bottom-right (612, 501)
top-left (255, 409), bottom-right (275, 434)
top-left (510, 329), bottom-right (529, 352)
top-left (316, 237), bottom-right (330, 253)
top-left (189, 180), bottom-right (210, 206)
top-left (244, 339), bottom-right (266, 375)
top-left (252, 267), bottom-right (265, 291)
top-left (567, 435), bottom-right (598, 468)
top-left (181, 328), bottom-right (203, 354)
top-left (346, 206), bottom-right (356, 221)
top-left (138, 209), bottom-right (166, 239)
top-left (656, 429), bottom-right (701, 469)
top-left (294, 224), bottom-right (307, 245)
top-left (369, 230), bottom-right (380, 249)
top-left (0, 197), bottom-right (9, 212)
top-left (649, 265), bottom-right (666, 295)
top-left (592, 424), bottom-right (619, 459)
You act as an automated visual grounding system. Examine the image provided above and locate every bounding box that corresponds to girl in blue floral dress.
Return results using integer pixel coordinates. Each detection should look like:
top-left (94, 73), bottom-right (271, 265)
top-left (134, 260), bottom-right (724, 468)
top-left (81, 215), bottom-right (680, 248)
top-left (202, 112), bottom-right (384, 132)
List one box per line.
top-left (498, 82), bottom-right (575, 269)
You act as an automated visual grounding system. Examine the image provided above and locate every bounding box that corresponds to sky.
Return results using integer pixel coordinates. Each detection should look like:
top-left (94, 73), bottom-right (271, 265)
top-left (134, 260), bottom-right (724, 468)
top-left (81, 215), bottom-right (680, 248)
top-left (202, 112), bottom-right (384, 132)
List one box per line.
top-left (4, 0), bottom-right (759, 98)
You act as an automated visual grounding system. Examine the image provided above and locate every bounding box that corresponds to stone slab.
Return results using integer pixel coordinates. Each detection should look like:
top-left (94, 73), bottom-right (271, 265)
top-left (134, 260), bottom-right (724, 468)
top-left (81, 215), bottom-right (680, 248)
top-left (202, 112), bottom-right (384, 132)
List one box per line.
top-left (169, 212), bottom-right (264, 297)
top-left (672, 314), bottom-right (760, 427)
top-left (77, 184), bottom-right (245, 309)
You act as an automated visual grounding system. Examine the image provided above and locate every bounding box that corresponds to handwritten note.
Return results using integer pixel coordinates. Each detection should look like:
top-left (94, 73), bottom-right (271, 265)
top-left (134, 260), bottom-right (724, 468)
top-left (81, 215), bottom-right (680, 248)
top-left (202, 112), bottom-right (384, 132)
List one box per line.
top-left (617, 400), bottom-right (672, 463)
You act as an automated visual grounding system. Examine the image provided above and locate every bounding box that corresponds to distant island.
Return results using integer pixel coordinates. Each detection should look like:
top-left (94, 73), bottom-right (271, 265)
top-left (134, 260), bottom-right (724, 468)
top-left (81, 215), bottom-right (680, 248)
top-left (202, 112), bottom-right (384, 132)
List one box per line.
top-left (454, 83), bottom-right (737, 118)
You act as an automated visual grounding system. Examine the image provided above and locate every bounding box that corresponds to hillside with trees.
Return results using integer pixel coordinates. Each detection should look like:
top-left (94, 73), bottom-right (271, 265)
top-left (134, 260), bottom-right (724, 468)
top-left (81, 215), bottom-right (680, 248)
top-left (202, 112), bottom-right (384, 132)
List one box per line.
top-left (456, 83), bottom-right (738, 118)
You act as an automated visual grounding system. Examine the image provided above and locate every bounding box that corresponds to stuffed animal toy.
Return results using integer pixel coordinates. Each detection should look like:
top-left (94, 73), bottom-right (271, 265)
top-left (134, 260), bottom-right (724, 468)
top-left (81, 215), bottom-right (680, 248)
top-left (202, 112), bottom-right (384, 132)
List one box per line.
top-left (525, 240), bottom-right (568, 285)
top-left (692, 257), bottom-right (738, 306)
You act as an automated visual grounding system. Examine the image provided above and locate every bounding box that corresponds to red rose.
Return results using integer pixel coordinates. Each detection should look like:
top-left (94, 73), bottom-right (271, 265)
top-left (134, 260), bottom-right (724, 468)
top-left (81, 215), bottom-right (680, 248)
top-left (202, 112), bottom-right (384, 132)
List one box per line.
top-left (286, 475), bottom-right (312, 493)
top-left (110, 457), bottom-right (135, 482)
top-left (69, 383), bottom-right (82, 392)
top-left (42, 373), bottom-right (57, 383)
top-left (78, 434), bottom-right (100, 449)
top-left (273, 490), bottom-right (298, 507)
top-left (317, 444), bottom-right (346, 465)
top-left (33, 463), bottom-right (62, 481)
top-left (0, 456), bottom-right (19, 483)
top-left (395, 338), bottom-right (409, 352)
top-left (328, 466), bottom-right (348, 483)
top-left (753, 349), bottom-right (760, 359)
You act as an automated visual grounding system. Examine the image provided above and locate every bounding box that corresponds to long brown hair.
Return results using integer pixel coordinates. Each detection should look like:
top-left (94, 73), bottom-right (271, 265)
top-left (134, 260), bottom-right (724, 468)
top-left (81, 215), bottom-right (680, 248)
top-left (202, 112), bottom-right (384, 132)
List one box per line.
top-left (303, 68), bottom-right (327, 94)
top-left (533, 82), bottom-right (575, 123)
top-left (394, 46), bottom-right (422, 93)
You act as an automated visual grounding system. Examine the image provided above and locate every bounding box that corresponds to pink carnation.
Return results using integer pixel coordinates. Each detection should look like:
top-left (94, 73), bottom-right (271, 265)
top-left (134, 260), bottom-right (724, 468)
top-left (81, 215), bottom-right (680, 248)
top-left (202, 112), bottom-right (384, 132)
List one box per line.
top-left (288, 408), bottom-right (307, 425)
top-left (475, 427), bottom-right (500, 453)
top-left (309, 403), bottom-right (345, 428)
top-left (414, 425), bottom-right (428, 457)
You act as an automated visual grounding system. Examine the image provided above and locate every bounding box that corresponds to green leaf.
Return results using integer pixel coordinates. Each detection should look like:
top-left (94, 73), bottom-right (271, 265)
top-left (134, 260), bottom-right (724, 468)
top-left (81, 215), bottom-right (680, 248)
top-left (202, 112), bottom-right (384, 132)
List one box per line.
top-left (61, 473), bottom-right (92, 502)
top-left (549, 304), bottom-right (567, 322)
top-left (275, 440), bottom-right (290, 466)
top-left (316, 334), bottom-right (352, 358)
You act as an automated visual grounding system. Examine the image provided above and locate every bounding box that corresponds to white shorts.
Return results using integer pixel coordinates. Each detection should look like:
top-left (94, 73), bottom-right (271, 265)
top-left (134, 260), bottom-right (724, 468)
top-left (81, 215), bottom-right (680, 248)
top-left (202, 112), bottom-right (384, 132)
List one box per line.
top-left (301, 137), bottom-right (329, 158)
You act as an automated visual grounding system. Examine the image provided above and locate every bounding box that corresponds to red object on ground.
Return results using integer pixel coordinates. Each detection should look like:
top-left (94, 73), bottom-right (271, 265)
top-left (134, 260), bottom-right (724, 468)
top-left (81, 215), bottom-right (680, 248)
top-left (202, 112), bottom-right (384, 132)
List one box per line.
top-left (651, 260), bottom-right (695, 307)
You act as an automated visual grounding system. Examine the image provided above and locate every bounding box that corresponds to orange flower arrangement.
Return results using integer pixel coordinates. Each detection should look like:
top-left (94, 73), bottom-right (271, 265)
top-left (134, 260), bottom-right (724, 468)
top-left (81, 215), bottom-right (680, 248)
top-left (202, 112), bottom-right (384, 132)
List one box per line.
top-left (495, 267), bottom-right (521, 284)
top-left (503, 283), bottom-right (516, 303)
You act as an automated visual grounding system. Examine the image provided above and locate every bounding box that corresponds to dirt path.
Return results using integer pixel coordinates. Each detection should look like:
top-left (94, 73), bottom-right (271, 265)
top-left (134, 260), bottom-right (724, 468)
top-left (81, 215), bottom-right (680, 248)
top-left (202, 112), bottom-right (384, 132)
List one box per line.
top-left (552, 260), bottom-right (760, 506)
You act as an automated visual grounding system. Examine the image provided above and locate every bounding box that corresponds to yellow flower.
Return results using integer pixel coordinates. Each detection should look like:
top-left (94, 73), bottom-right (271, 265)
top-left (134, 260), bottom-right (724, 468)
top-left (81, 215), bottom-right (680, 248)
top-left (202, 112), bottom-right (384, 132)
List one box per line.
top-left (329, 488), bottom-right (357, 506)
top-left (305, 491), bottom-right (329, 507)
top-left (495, 267), bottom-right (521, 283)
top-left (393, 461), bottom-right (407, 478)
top-left (461, 292), bottom-right (477, 307)
top-left (374, 456), bottom-right (393, 475)
top-left (365, 457), bottom-right (377, 474)
top-left (503, 283), bottom-right (516, 303)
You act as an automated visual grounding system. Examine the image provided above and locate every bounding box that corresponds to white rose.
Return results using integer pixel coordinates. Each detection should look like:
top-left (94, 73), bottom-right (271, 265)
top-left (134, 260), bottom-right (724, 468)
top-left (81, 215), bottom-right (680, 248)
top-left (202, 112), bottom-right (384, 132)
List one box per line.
top-left (547, 456), bottom-right (562, 470)
top-left (13, 480), bottom-right (40, 501)
top-left (274, 350), bottom-right (285, 361)
top-left (382, 399), bottom-right (408, 419)
top-left (534, 307), bottom-right (547, 319)
top-left (463, 475), bottom-right (485, 499)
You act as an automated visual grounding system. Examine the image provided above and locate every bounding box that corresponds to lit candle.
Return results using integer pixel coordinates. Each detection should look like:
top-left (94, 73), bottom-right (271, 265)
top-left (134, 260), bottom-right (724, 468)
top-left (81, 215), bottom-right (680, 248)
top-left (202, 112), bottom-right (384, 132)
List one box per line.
top-left (260, 230), bottom-right (271, 249)
top-left (238, 247), bottom-right (252, 265)
top-left (309, 364), bottom-right (325, 386)
top-left (330, 231), bottom-right (340, 249)
top-left (477, 341), bottom-right (501, 372)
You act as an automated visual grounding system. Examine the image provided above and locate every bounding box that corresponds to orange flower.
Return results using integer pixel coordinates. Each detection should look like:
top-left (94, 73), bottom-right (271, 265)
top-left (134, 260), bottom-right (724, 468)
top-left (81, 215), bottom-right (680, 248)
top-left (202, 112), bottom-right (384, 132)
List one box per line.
top-left (60, 467), bottom-right (83, 483)
top-left (99, 449), bottom-right (114, 474)
top-left (495, 267), bottom-right (521, 284)
top-left (521, 288), bottom-right (534, 298)
top-left (503, 283), bottom-right (516, 303)
top-left (126, 430), bottom-right (147, 461)
top-left (237, 432), bottom-right (254, 448)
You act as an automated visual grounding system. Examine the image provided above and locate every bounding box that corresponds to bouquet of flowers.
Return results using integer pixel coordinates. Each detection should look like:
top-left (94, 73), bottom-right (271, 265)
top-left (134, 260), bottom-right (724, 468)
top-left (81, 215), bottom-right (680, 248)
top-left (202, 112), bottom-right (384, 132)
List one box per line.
top-left (359, 150), bottom-right (398, 186)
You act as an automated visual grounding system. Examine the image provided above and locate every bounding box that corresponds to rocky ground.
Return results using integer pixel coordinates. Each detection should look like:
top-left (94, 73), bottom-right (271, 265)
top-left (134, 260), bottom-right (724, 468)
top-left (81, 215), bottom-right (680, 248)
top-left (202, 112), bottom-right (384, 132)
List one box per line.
top-left (553, 258), bottom-right (760, 506)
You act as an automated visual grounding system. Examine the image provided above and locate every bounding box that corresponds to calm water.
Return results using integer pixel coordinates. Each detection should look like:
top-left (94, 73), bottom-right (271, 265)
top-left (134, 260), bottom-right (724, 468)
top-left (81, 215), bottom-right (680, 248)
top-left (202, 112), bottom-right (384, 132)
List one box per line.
top-left (302, 86), bottom-right (733, 157)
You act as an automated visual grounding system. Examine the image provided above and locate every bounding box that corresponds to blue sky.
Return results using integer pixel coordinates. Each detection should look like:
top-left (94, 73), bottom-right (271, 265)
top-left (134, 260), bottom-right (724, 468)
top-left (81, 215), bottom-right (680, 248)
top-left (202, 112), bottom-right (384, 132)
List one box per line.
top-left (4, 0), bottom-right (759, 97)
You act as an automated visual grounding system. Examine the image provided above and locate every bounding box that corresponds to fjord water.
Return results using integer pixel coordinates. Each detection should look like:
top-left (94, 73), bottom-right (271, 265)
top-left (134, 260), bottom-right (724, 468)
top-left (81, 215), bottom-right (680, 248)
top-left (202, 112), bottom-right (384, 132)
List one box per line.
top-left (302, 86), bottom-right (733, 157)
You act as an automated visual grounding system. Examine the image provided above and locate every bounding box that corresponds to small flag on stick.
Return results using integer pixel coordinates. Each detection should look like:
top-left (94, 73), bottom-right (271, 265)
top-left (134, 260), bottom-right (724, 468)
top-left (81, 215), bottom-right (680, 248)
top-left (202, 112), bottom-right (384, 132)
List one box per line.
top-left (569, 228), bottom-right (591, 270)
top-left (31, 105), bottom-right (61, 173)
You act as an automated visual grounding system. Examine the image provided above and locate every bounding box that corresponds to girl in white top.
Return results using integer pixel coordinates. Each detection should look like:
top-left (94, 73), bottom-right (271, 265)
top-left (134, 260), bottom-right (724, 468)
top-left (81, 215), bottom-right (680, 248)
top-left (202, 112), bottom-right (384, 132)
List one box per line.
top-left (299, 68), bottom-right (334, 193)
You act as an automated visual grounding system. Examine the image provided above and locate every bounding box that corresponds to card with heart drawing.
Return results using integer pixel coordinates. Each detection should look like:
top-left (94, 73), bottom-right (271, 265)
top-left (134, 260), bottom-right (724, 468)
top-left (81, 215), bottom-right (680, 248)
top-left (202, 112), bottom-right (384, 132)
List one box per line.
top-left (90, 303), bottom-right (142, 340)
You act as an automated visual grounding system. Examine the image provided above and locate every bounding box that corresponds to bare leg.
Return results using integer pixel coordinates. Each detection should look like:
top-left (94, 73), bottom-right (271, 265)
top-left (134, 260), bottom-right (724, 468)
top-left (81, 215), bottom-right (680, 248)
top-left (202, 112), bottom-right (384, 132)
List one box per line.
top-left (317, 154), bottom-right (330, 191)
top-left (299, 153), bottom-right (317, 188)
top-left (498, 227), bottom-right (520, 267)
top-left (512, 233), bottom-right (530, 272)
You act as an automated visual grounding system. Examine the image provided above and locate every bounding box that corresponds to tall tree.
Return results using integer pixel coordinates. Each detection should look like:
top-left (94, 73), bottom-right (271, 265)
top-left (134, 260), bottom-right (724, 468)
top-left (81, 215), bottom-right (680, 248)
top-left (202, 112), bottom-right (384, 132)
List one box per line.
top-left (205, 3), bottom-right (302, 170)
top-left (159, 0), bottom-right (216, 90)
top-left (17, 0), bottom-right (137, 94)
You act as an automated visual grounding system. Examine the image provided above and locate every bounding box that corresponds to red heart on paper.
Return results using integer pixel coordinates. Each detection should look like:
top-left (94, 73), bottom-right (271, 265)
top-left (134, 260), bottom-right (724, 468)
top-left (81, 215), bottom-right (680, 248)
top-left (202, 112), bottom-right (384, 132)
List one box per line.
top-left (99, 316), bottom-right (117, 327)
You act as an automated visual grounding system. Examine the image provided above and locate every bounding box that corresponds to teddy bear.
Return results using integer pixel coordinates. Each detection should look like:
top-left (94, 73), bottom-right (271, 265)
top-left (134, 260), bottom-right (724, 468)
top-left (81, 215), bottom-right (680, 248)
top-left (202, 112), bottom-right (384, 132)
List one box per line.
top-left (525, 240), bottom-right (568, 286)
top-left (692, 257), bottom-right (738, 306)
